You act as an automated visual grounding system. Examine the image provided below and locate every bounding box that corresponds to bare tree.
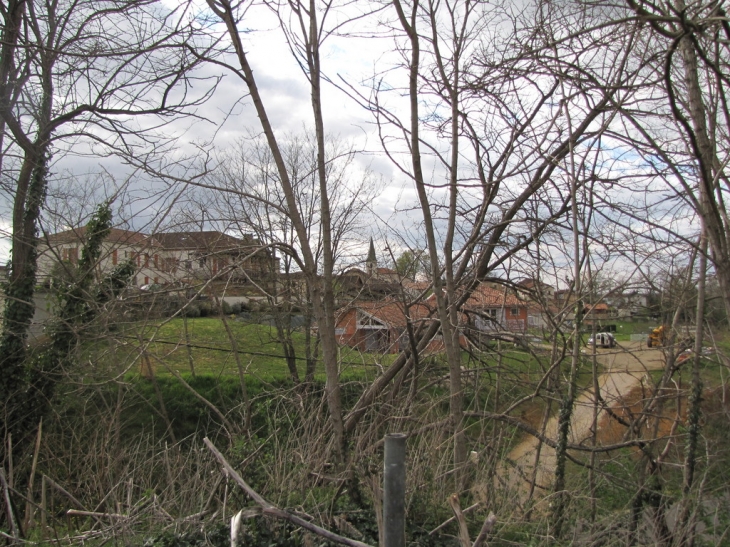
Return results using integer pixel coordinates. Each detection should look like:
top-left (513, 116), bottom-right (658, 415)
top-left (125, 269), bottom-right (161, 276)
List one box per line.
top-left (0, 0), bottom-right (217, 462)
top-left (607, 0), bottom-right (730, 317)
top-left (202, 0), bottom-right (386, 466)
top-left (346, 0), bottom-right (639, 490)
top-left (209, 133), bottom-right (379, 383)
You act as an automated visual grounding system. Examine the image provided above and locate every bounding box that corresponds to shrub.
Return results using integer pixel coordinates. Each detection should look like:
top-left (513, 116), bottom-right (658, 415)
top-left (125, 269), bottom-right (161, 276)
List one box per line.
top-left (183, 304), bottom-right (201, 318)
top-left (198, 301), bottom-right (212, 317)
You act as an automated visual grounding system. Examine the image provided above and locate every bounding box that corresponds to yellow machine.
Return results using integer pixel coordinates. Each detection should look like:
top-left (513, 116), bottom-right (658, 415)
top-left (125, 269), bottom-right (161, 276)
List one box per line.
top-left (647, 325), bottom-right (666, 348)
top-left (647, 325), bottom-right (695, 348)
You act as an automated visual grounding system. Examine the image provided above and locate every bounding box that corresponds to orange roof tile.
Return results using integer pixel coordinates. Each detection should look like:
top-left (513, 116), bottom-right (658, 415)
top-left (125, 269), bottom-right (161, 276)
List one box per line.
top-left (44, 227), bottom-right (156, 247)
top-left (465, 284), bottom-right (524, 309)
top-left (339, 300), bottom-right (435, 329)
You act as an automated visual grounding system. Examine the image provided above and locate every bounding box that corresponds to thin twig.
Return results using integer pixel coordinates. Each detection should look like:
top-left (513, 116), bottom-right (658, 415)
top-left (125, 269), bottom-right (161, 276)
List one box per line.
top-left (66, 509), bottom-right (129, 520)
top-left (23, 419), bottom-right (43, 533)
top-left (429, 502), bottom-right (480, 535)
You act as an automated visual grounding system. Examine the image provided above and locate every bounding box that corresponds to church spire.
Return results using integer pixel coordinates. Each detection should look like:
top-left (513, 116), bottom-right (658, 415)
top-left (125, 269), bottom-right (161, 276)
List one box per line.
top-left (366, 238), bottom-right (377, 276)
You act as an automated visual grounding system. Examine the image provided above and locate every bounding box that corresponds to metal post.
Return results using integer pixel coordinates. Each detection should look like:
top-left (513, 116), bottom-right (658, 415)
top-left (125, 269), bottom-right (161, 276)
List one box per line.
top-left (383, 433), bottom-right (406, 547)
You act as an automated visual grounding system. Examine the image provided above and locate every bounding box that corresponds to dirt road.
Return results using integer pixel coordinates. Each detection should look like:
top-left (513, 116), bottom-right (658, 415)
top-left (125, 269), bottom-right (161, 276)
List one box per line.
top-left (498, 341), bottom-right (666, 507)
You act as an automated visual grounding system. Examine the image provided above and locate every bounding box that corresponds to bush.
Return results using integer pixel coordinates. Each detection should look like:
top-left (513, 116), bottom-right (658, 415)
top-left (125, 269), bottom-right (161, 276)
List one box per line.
top-left (166, 297), bottom-right (184, 317)
top-left (230, 302), bottom-right (242, 314)
top-left (183, 304), bottom-right (201, 318)
top-left (221, 300), bottom-right (232, 315)
top-left (198, 301), bottom-right (212, 317)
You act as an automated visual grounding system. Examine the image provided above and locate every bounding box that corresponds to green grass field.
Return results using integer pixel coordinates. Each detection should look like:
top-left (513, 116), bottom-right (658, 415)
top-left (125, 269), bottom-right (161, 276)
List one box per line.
top-left (105, 316), bottom-right (610, 385)
top-left (109, 317), bottom-right (396, 383)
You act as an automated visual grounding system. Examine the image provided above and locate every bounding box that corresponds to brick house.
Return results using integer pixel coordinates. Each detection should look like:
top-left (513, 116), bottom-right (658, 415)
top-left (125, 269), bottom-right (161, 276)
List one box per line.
top-left (463, 283), bottom-right (528, 333)
top-left (334, 300), bottom-right (439, 353)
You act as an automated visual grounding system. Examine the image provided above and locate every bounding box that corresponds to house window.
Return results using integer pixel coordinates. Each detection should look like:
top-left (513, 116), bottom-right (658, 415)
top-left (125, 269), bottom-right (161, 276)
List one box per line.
top-left (144, 254), bottom-right (150, 267)
top-left (67, 247), bottom-right (78, 264)
top-left (162, 257), bottom-right (178, 273)
top-left (153, 254), bottom-right (159, 268)
top-left (144, 276), bottom-right (149, 284)
top-left (199, 258), bottom-right (205, 268)
top-left (112, 249), bottom-right (118, 265)
top-left (510, 308), bottom-right (519, 317)
top-left (487, 309), bottom-right (497, 319)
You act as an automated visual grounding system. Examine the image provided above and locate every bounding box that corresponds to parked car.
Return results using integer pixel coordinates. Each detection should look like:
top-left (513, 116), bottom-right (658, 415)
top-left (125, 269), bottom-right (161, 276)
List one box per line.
top-left (587, 332), bottom-right (616, 348)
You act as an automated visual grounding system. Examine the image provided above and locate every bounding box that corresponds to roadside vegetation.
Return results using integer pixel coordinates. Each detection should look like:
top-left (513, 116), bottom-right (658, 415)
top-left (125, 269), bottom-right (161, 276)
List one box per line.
top-left (16, 313), bottom-right (725, 545)
top-left (3, 0), bottom-right (730, 545)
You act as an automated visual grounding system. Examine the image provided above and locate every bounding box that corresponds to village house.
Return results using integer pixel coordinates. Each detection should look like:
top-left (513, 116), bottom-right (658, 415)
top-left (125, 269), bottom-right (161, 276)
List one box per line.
top-left (516, 277), bottom-right (555, 302)
top-left (334, 299), bottom-right (440, 354)
top-left (151, 231), bottom-right (278, 284)
top-left (603, 290), bottom-right (651, 317)
top-left (463, 283), bottom-right (529, 334)
top-left (37, 227), bottom-right (163, 287)
top-left (37, 227), bottom-right (278, 289)
top-left (583, 302), bottom-right (616, 319)
top-left (335, 239), bottom-right (407, 303)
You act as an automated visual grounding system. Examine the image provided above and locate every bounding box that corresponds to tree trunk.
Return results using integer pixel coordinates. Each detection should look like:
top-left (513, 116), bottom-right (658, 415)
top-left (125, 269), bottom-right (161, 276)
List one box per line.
top-left (674, 14), bottom-right (730, 319)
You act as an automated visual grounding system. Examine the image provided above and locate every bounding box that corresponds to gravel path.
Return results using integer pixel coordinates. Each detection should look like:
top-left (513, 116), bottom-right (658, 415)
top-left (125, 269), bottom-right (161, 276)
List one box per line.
top-left (498, 341), bottom-right (666, 507)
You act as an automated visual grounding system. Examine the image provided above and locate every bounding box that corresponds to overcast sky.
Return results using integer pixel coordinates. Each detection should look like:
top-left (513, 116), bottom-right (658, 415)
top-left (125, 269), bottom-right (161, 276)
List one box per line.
top-left (0, 0), bottom-right (694, 287)
top-left (0, 1), bottom-right (415, 263)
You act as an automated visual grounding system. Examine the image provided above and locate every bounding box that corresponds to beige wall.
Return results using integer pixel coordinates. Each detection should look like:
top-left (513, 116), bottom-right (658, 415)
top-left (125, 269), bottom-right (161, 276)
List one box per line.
top-left (37, 240), bottom-right (163, 287)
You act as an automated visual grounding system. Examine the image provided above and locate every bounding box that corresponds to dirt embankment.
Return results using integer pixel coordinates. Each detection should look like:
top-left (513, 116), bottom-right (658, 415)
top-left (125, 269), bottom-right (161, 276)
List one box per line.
top-left (495, 341), bottom-right (667, 507)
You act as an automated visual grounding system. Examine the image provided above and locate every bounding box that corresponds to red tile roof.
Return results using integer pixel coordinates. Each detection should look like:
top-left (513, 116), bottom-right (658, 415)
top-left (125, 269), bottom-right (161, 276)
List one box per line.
top-left (464, 284), bottom-right (524, 309)
top-left (44, 227), bottom-right (155, 247)
top-left (340, 300), bottom-right (435, 329)
top-left (152, 231), bottom-right (256, 251)
top-left (402, 280), bottom-right (432, 292)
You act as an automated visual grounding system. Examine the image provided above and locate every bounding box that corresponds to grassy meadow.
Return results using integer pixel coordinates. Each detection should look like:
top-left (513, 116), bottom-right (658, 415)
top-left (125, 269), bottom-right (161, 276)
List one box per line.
top-left (93, 316), bottom-right (400, 383)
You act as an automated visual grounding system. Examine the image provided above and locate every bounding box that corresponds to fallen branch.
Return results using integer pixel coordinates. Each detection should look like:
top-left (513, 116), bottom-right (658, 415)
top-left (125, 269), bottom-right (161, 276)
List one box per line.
top-left (203, 437), bottom-right (374, 547)
top-left (66, 510), bottom-right (128, 520)
top-left (472, 512), bottom-right (496, 547)
top-left (447, 495), bottom-right (471, 547)
top-left (0, 468), bottom-right (21, 541)
top-left (429, 502), bottom-right (479, 535)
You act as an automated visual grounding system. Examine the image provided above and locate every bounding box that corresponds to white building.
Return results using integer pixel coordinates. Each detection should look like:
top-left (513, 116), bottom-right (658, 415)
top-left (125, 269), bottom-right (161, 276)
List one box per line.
top-left (37, 227), bottom-right (163, 287)
top-left (37, 228), bottom-right (278, 288)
